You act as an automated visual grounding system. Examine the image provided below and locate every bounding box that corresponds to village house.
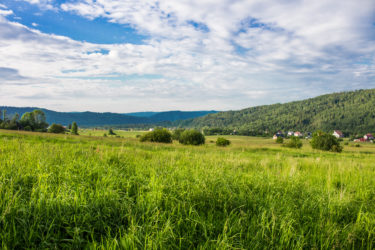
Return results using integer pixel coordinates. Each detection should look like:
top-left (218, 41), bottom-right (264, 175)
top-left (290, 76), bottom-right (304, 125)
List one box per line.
top-left (333, 130), bottom-right (344, 138)
top-left (273, 131), bottom-right (284, 139)
top-left (294, 131), bottom-right (303, 137)
top-left (364, 133), bottom-right (374, 141)
top-left (287, 131), bottom-right (294, 136)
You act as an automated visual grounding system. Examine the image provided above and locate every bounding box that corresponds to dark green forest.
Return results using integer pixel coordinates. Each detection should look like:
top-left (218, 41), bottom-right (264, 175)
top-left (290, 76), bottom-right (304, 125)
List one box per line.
top-left (0, 107), bottom-right (217, 127)
top-left (176, 89), bottom-right (375, 135)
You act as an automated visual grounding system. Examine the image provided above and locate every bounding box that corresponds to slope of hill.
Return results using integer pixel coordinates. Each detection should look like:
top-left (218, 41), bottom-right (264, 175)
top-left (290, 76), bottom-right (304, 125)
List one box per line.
top-left (124, 112), bottom-right (159, 117)
top-left (177, 89), bottom-right (375, 134)
top-left (123, 111), bottom-right (218, 121)
top-left (0, 107), bottom-right (218, 127)
top-left (149, 110), bottom-right (218, 122)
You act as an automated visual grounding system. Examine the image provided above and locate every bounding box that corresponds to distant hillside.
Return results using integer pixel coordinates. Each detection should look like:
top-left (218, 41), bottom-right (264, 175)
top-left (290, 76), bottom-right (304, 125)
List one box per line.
top-left (149, 111), bottom-right (218, 122)
top-left (0, 107), bottom-right (218, 127)
top-left (177, 89), bottom-right (375, 134)
top-left (124, 112), bottom-right (159, 117)
top-left (124, 111), bottom-right (217, 121)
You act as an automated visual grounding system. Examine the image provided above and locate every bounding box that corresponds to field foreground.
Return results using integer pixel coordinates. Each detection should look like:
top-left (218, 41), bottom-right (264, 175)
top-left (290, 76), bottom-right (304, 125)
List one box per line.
top-left (0, 130), bottom-right (375, 249)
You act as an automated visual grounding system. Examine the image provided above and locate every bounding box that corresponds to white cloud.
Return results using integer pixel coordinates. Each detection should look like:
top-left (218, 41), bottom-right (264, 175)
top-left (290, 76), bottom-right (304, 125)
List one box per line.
top-left (0, 9), bottom-right (13, 16)
top-left (22, 0), bottom-right (56, 10)
top-left (0, 0), bottom-right (374, 112)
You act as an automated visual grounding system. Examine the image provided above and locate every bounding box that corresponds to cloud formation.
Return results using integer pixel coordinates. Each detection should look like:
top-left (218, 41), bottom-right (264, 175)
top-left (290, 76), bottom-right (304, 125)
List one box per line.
top-left (0, 0), bottom-right (374, 112)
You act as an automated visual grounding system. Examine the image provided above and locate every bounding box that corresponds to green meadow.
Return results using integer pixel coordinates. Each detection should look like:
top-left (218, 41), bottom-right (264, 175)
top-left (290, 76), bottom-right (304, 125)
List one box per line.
top-left (0, 130), bottom-right (374, 249)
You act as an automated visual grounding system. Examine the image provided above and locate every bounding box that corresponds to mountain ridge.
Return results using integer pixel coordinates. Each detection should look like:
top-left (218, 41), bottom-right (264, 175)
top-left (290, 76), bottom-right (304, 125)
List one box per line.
top-left (0, 107), bottom-right (218, 127)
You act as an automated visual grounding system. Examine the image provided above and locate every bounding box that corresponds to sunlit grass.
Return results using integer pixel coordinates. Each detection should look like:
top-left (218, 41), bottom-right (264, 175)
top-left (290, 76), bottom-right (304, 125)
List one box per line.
top-left (0, 130), bottom-right (374, 249)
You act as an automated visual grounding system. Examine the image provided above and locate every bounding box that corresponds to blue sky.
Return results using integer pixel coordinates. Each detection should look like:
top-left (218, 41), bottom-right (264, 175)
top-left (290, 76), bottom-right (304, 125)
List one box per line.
top-left (0, 0), bottom-right (374, 112)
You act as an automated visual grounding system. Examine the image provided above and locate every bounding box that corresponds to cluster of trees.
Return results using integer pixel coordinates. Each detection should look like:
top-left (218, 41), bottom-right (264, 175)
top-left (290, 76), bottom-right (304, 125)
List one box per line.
top-left (0, 109), bottom-right (79, 135)
top-left (216, 137), bottom-right (231, 147)
top-left (0, 109), bottom-right (48, 131)
top-left (310, 131), bottom-right (343, 152)
top-left (283, 136), bottom-right (303, 149)
top-left (140, 128), bottom-right (205, 145)
top-left (176, 89), bottom-right (375, 135)
top-left (276, 131), bottom-right (343, 152)
top-left (140, 128), bottom-right (172, 143)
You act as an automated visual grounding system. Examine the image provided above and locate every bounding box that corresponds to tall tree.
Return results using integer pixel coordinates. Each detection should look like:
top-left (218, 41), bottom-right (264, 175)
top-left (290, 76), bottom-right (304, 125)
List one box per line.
top-left (71, 122), bottom-right (78, 135)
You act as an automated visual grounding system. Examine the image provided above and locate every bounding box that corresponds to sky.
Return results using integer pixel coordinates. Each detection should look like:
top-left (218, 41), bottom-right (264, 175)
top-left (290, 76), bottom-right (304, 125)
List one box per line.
top-left (0, 0), bottom-right (374, 112)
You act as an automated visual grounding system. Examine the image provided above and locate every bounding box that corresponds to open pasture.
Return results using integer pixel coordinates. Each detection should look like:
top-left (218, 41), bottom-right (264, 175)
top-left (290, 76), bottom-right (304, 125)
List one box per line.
top-left (0, 130), bottom-right (374, 249)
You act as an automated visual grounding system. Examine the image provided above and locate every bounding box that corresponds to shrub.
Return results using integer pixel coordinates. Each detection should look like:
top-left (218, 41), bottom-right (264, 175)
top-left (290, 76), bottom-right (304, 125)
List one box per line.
top-left (310, 131), bottom-right (343, 152)
top-left (179, 130), bottom-right (205, 145)
top-left (284, 136), bottom-right (302, 148)
top-left (216, 137), bottom-right (231, 147)
top-left (135, 134), bottom-right (141, 138)
top-left (24, 126), bottom-right (32, 131)
top-left (275, 137), bottom-right (284, 144)
top-left (108, 128), bottom-right (116, 135)
top-left (344, 142), bottom-right (349, 145)
top-left (172, 128), bottom-right (185, 140)
top-left (48, 123), bottom-right (66, 134)
top-left (139, 128), bottom-right (172, 143)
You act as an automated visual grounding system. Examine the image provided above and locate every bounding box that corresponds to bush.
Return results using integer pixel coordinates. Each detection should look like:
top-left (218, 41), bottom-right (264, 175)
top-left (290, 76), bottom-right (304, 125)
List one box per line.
top-left (179, 130), bottom-right (205, 145)
top-left (48, 123), bottom-right (66, 134)
top-left (139, 128), bottom-right (172, 143)
top-left (108, 128), bottom-right (116, 135)
top-left (216, 137), bottom-right (231, 147)
top-left (284, 136), bottom-right (302, 148)
top-left (172, 128), bottom-right (185, 140)
top-left (310, 131), bottom-right (343, 152)
top-left (275, 137), bottom-right (284, 144)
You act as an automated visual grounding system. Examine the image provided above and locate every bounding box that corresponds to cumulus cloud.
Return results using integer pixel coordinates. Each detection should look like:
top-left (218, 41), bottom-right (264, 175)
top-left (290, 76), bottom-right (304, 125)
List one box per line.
top-left (22, 0), bottom-right (55, 10)
top-left (0, 0), bottom-right (374, 112)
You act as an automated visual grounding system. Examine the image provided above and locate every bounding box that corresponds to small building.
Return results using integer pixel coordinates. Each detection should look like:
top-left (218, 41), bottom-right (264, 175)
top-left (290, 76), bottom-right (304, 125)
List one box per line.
top-left (273, 131), bottom-right (284, 139)
top-left (273, 134), bottom-right (283, 140)
top-left (149, 128), bottom-right (154, 132)
top-left (294, 131), bottom-right (303, 137)
top-left (364, 133), bottom-right (374, 141)
top-left (287, 131), bottom-right (294, 137)
top-left (333, 130), bottom-right (344, 138)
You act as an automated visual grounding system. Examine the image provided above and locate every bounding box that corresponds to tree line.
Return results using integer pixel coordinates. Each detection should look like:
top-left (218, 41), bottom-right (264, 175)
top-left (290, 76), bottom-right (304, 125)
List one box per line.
top-left (0, 109), bottom-right (79, 134)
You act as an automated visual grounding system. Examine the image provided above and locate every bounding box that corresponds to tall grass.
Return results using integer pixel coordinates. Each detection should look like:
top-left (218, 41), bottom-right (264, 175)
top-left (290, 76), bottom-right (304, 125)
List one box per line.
top-left (0, 130), bottom-right (374, 248)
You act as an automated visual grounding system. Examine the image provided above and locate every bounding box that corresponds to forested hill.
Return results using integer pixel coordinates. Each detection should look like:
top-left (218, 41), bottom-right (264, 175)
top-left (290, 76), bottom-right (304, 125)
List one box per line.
top-left (176, 89), bottom-right (375, 134)
top-left (0, 107), bottom-right (217, 127)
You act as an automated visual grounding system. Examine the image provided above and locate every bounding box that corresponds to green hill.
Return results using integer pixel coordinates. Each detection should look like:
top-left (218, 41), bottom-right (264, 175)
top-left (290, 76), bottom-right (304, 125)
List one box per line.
top-left (177, 89), bottom-right (375, 135)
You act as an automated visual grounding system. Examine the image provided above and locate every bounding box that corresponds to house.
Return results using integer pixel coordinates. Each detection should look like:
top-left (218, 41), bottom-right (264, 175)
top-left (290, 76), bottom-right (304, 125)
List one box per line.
top-left (149, 128), bottom-right (154, 131)
top-left (273, 134), bottom-right (283, 140)
top-left (305, 132), bottom-right (312, 139)
top-left (287, 131), bottom-right (294, 136)
top-left (364, 133), bottom-right (374, 141)
top-left (294, 131), bottom-right (303, 137)
top-left (273, 131), bottom-right (284, 139)
top-left (354, 138), bottom-right (366, 142)
top-left (333, 130), bottom-right (344, 138)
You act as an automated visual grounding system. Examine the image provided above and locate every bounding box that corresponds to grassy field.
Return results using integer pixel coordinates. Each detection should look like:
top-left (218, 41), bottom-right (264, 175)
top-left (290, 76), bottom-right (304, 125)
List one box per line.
top-left (0, 129), bottom-right (374, 249)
